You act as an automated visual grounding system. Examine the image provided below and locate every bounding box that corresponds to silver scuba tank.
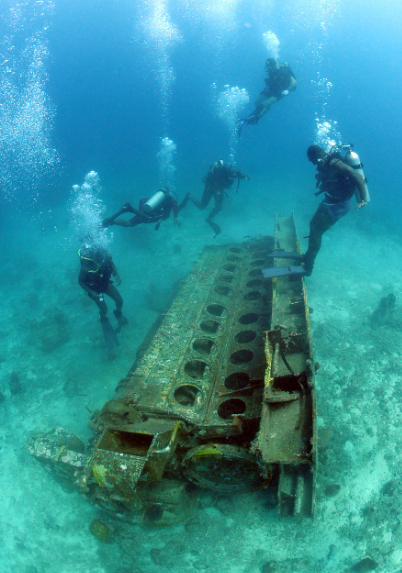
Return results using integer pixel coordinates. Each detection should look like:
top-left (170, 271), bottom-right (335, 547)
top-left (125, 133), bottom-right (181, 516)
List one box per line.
top-left (344, 149), bottom-right (370, 203)
top-left (142, 189), bottom-right (168, 214)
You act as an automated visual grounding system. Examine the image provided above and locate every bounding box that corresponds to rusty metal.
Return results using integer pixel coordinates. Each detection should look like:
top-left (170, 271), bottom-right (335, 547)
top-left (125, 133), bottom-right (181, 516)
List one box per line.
top-left (28, 216), bottom-right (316, 524)
top-left (257, 214), bottom-right (317, 517)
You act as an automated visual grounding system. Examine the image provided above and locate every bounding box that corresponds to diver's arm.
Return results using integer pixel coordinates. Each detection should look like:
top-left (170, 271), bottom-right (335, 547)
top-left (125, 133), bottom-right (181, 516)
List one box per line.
top-left (237, 170), bottom-right (252, 181)
top-left (288, 76), bottom-right (297, 91)
top-left (332, 160), bottom-right (370, 207)
top-left (228, 168), bottom-right (247, 181)
top-left (171, 199), bottom-right (179, 219)
top-left (111, 262), bottom-right (121, 285)
top-left (171, 200), bottom-right (182, 226)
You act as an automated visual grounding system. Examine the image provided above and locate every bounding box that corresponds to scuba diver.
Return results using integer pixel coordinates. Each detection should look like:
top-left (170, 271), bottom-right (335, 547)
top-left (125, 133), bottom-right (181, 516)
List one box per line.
top-left (262, 144), bottom-right (370, 279)
top-left (78, 242), bottom-right (128, 350)
top-left (181, 160), bottom-right (251, 237)
top-left (102, 187), bottom-right (186, 230)
top-left (303, 144), bottom-right (370, 275)
top-left (236, 58), bottom-right (297, 136)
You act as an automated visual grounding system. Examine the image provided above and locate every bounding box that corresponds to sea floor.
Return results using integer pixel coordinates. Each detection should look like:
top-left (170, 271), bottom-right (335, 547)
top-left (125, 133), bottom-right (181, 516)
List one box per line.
top-left (1, 188), bottom-right (402, 573)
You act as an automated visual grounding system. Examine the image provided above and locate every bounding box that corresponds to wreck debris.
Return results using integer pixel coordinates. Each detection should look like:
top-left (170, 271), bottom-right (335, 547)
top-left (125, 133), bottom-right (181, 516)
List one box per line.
top-left (28, 215), bottom-right (316, 525)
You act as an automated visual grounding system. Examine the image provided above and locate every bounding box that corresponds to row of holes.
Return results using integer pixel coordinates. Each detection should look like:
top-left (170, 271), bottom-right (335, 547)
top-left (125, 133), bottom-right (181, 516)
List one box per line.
top-left (188, 249), bottom-right (267, 381)
top-left (174, 384), bottom-right (247, 419)
top-left (174, 247), bottom-right (268, 413)
top-left (193, 329), bottom-right (256, 356)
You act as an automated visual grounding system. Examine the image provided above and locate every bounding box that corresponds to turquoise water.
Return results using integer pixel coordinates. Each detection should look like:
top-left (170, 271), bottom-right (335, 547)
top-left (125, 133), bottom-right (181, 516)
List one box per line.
top-left (1, 1), bottom-right (402, 572)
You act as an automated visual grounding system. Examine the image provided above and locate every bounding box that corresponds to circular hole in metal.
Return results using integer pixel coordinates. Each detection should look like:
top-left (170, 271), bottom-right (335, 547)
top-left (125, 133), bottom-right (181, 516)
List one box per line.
top-left (248, 269), bottom-right (263, 277)
top-left (250, 259), bottom-right (265, 266)
top-left (247, 279), bottom-right (263, 287)
top-left (235, 330), bottom-right (257, 344)
top-left (193, 338), bottom-right (214, 355)
top-left (184, 360), bottom-right (208, 379)
top-left (229, 247), bottom-right (242, 253)
top-left (174, 384), bottom-right (202, 407)
top-left (200, 320), bottom-right (220, 334)
top-left (219, 274), bottom-right (235, 283)
top-left (227, 255), bottom-right (242, 262)
top-left (207, 304), bottom-right (226, 317)
top-left (244, 291), bottom-right (261, 301)
top-left (218, 399), bottom-right (247, 419)
top-left (224, 372), bottom-right (250, 390)
top-left (239, 313), bottom-right (259, 325)
top-left (214, 285), bottom-right (231, 296)
top-left (223, 264), bottom-right (237, 273)
top-left (230, 349), bottom-right (254, 364)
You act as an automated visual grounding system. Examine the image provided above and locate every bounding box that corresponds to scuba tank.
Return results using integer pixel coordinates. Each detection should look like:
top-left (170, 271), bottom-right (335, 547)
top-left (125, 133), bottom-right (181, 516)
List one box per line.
top-left (142, 188), bottom-right (169, 214)
top-left (329, 144), bottom-right (370, 203)
top-left (343, 147), bottom-right (370, 203)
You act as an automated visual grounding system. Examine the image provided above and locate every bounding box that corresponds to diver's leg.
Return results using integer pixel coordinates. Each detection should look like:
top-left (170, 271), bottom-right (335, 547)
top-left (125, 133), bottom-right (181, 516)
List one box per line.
top-left (106, 284), bottom-right (128, 331)
top-left (87, 290), bottom-right (108, 319)
top-left (252, 95), bottom-right (278, 119)
top-left (237, 94), bottom-right (277, 135)
top-left (106, 284), bottom-right (123, 313)
top-left (112, 215), bottom-right (144, 227)
top-left (189, 187), bottom-right (213, 211)
top-left (207, 193), bottom-right (223, 220)
top-left (103, 203), bottom-right (136, 227)
top-left (303, 206), bottom-right (334, 275)
top-left (206, 193), bottom-right (224, 237)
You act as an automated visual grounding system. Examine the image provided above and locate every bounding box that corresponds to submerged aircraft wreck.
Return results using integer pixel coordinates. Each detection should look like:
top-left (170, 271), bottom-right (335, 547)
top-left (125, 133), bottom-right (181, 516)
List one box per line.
top-left (28, 215), bottom-right (317, 526)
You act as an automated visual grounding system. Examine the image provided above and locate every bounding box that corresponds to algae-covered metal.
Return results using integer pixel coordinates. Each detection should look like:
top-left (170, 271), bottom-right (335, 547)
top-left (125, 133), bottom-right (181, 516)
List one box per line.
top-left (28, 215), bottom-right (316, 525)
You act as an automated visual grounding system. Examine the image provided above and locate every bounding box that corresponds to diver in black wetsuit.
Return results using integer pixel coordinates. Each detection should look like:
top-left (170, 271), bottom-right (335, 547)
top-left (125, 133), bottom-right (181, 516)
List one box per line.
top-left (103, 188), bottom-right (187, 231)
top-left (78, 243), bottom-right (128, 349)
top-left (236, 58), bottom-right (297, 136)
top-left (181, 160), bottom-right (251, 237)
top-left (303, 144), bottom-right (370, 276)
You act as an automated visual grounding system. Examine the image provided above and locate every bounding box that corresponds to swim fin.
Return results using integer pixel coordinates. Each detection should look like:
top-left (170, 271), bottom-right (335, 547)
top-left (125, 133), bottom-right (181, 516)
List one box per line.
top-left (100, 317), bottom-right (120, 349)
top-left (262, 265), bottom-right (306, 279)
top-left (266, 250), bottom-right (304, 261)
top-left (236, 119), bottom-right (247, 137)
top-left (113, 310), bottom-right (128, 334)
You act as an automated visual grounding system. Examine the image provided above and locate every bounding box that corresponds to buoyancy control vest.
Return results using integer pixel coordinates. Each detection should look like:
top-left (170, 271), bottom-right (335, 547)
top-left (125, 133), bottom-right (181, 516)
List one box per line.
top-left (79, 245), bottom-right (114, 292)
top-left (205, 162), bottom-right (242, 192)
top-left (265, 64), bottom-right (295, 97)
top-left (315, 145), bottom-right (367, 203)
